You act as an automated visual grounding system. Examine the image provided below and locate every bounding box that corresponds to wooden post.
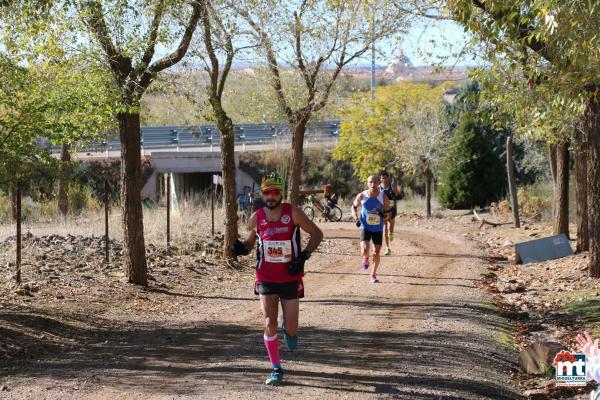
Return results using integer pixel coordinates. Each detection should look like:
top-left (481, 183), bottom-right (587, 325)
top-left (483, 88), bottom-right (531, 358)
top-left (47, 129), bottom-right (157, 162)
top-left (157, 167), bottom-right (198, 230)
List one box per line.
top-left (104, 178), bottom-right (110, 263)
top-left (211, 181), bottom-right (215, 237)
top-left (15, 181), bottom-right (22, 285)
top-left (166, 173), bottom-right (171, 251)
top-left (425, 171), bottom-right (432, 219)
top-left (507, 136), bottom-right (521, 228)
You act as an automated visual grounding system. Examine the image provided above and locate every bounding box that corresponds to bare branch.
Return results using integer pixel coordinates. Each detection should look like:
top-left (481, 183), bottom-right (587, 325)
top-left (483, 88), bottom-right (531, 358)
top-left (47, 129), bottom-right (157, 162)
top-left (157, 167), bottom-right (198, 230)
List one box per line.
top-left (80, 0), bottom-right (131, 78)
top-left (205, 0), bottom-right (235, 98)
top-left (230, 2), bottom-right (293, 120)
top-left (135, 0), bottom-right (167, 75)
top-left (218, 32), bottom-right (234, 98)
top-left (200, 1), bottom-right (219, 98)
top-left (293, 10), bottom-right (312, 90)
top-left (392, 0), bottom-right (452, 21)
top-left (137, 0), bottom-right (203, 93)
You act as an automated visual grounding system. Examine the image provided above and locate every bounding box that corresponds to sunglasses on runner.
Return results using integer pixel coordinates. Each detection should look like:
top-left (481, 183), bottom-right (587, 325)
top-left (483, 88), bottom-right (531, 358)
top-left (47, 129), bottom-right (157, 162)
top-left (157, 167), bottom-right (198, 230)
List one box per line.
top-left (262, 189), bottom-right (281, 197)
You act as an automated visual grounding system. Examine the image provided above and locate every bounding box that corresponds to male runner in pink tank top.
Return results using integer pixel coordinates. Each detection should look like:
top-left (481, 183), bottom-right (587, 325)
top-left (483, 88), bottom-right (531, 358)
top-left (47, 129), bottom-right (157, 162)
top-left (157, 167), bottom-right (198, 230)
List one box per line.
top-left (231, 172), bottom-right (323, 385)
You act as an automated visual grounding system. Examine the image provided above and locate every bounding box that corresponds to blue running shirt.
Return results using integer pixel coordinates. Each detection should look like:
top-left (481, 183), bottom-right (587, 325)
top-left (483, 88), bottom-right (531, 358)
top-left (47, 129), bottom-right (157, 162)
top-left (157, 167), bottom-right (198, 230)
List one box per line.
top-left (360, 190), bottom-right (385, 232)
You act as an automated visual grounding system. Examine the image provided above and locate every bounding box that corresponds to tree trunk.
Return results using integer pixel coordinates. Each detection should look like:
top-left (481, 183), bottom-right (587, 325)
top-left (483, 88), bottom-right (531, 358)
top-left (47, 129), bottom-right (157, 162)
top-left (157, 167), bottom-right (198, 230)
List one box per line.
top-left (215, 107), bottom-right (238, 259)
top-left (58, 143), bottom-right (71, 216)
top-left (288, 117), bottom-right (308, 206)
top-left (424, 169), bottom-right (432, 219)
top-left (506, 136), bottom-right (520, 228)
top-left (585, 91), bottom-right (600, 277)
top-left (548, 143), bottom-right (558, 222)
top-left (575, 132), bottom-right (589, 253)
top-left (118, 111), bottom-right (148, 286)
top-left (548, 143), bottom-right (558, 183)
top-left (553, 139), bottom-right (570, 237)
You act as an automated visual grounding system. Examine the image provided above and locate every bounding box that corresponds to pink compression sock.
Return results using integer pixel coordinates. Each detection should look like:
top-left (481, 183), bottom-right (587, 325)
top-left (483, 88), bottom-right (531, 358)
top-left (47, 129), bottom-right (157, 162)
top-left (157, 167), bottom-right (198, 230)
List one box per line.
top-left (264, 334), bottom-right (281, 367)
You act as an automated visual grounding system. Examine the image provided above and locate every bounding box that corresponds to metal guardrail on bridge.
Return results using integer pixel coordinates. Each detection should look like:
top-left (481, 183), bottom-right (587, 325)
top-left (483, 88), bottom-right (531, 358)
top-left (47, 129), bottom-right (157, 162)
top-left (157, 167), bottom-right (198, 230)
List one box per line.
top-left (40, 120), bottom-right (341, 154)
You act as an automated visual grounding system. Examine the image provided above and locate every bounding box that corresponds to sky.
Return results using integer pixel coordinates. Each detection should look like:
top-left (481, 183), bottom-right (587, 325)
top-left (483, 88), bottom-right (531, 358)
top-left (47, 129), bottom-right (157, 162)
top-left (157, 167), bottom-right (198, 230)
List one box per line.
top-left (376, 17), bottom-right (479, 68)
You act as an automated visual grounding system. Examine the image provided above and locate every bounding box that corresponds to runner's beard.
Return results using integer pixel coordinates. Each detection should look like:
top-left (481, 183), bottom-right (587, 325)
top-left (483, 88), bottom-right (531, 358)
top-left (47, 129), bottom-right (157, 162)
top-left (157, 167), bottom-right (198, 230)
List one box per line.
top-left (265, 196), bottom-right (282, 210)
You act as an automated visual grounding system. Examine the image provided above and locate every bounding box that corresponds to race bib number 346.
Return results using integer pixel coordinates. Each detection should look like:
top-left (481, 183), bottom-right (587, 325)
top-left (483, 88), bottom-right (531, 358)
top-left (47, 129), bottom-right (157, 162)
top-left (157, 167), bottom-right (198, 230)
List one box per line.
top-left (366, 214), bottom-right (381, 225)
top-left (264, 240), bottom-right (292, 263)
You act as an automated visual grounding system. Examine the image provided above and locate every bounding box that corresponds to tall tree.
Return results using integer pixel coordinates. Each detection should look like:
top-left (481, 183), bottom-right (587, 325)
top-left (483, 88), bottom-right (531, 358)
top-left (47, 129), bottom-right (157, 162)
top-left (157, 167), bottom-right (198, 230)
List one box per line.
top-left (446, 0), bottom-right (600, 275)
top-left (196, 0), bottom-right (242, 258)
top-left (233, 0), bottom-right (404, 205)
top-left (475, 64), bottom-right (581, 236)
top-left (74, 0), bottom-right (203, 285)
top-left (438, 112), bottom-right (506, 209)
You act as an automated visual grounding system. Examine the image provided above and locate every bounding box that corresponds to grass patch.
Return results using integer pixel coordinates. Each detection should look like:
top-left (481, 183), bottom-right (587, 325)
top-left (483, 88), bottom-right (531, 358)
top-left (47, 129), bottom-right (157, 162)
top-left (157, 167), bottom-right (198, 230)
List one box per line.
top-left (494, 329), bottom-right (515, 350)
top-left (479, 300), bottom-right (517, 350)
top-left (562, 297), bottom-right (600, 336)
top-left (544, 287), bottom-right (600, 303)
top-left (480, 269), bottom-right (495, 278)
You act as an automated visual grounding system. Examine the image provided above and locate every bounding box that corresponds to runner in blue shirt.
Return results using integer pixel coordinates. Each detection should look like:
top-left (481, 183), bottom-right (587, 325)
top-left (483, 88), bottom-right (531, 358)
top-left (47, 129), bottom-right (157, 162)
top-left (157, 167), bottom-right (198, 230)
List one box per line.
top-left (351, 175), bottom-right (392, 283)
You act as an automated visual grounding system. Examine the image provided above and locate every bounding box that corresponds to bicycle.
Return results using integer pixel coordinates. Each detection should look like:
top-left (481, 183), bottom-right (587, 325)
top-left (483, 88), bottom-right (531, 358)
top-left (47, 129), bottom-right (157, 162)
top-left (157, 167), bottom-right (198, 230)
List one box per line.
top-left (302, 194), bottom-right (342, 222)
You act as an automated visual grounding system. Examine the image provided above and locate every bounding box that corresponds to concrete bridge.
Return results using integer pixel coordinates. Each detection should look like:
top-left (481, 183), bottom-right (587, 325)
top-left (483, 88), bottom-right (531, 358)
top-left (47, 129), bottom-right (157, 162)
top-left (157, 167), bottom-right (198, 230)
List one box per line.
top-left (42, 120), bottom-right (340, 207)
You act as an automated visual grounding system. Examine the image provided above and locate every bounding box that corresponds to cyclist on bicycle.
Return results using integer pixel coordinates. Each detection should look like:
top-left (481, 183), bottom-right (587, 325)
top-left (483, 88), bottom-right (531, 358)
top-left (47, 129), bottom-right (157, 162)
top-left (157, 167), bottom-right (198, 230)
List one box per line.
top-left (322, 193), bottom-right (338, 218)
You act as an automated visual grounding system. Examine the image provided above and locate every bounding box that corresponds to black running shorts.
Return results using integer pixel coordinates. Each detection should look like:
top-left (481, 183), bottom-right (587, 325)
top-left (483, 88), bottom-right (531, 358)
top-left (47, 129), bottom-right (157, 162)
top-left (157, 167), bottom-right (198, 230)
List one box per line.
top-left (255, 280), bottom-right (304, 299)
top-left (360, 229), bottom-right (383, 246)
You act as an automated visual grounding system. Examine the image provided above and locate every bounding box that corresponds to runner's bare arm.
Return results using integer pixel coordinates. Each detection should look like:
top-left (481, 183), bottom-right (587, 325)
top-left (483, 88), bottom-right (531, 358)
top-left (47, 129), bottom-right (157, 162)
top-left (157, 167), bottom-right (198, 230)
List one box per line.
top-left (393, 182), bottom-right (401, 197)
top-left (292, 207), bottom-right (324, 254)
top-left (383, 196), bottom-right (391, 211)
top-left (244, 211), bottom-right (258, 250)
top-left (352, 193), bottom-right (363, 220)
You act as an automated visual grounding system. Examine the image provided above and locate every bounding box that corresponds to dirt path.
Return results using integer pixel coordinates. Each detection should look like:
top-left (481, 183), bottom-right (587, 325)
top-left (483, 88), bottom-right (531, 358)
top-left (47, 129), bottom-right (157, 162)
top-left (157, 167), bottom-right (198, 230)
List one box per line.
top-left (1, 222), bottom-right (522, 399)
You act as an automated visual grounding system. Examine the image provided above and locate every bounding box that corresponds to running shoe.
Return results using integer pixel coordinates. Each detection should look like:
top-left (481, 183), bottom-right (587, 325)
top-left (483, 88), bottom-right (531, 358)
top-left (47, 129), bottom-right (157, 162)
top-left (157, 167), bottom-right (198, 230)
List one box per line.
top-left (361, 257), bottom-right (369, 270)
top-left (265, 367), bottom-right (284, 385)
top-left (383, 247), bottom-right (391, 256)
top-left (389, 233), bottom-right (394, 242)
top-left (370, 275), bottom-right (379, 283)
top-left (285, 334), bottom-right (298, 350)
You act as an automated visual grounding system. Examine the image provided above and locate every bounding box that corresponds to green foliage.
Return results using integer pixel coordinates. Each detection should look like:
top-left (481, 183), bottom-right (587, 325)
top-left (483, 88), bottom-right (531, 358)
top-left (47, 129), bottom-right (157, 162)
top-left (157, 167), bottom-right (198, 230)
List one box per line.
top-left (302, 148), bottom-right (361, 195)
top-left (334, 81), bottom-right (453, 181)
top-left (240, 149), bottom-right (361, 196)
top-left (68, 184), bottom-right (101, 213)
top-left (446, 1), bottom-right (596, 141)
top-left (71, 160), bottom-right (121, 204)
top-left (443, 80), bottom-right (548, 186)
top-left (438, 113), bottom-right (506, 209)
top-left (448, 0), bottom-right (600, 85)
top-left (472, 65), bottom-right (582, 146)
top-left (0, 55), bottom-right (56, 191)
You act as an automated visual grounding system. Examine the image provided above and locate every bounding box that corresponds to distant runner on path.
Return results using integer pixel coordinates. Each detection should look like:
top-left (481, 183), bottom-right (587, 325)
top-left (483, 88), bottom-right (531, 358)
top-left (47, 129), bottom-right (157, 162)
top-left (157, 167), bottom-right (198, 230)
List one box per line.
top-left (352, 175), bottom-right (391, 283)
top-left (231, 172), bottom-right (323, 386)
top-left (379, 171), bottom-right (401, 256)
